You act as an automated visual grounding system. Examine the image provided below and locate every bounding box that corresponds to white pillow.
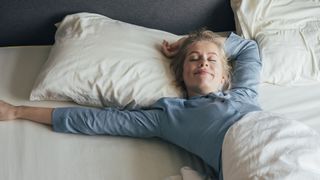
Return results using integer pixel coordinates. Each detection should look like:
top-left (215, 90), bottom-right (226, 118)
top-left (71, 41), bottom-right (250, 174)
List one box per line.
top-left (222, 111), bottom-right (320, 180)
top-left (30, 13), bottom-right (182, 108)
top-left (231, 0), bottom-right (320, 85)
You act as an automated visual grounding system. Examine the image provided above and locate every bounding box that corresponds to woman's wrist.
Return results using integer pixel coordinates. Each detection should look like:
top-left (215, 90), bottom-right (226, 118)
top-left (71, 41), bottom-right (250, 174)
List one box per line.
top-left (0, 101), bottom-right (52, 124)
top-left (8, 105), bottom-right (52, 125)
top-left (15, 106), bottom-right (26, 119)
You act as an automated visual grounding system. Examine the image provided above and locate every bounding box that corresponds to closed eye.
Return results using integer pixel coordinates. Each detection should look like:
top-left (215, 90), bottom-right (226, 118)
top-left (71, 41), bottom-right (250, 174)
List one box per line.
top-left (189, 56), bottom-right (200, 61)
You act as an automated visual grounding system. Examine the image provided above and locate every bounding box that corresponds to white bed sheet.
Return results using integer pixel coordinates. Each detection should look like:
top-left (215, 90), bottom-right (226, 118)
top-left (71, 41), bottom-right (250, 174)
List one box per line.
top-left (0, 46), bottom-right (319, 180)
top-left (259, 84), bottom-right (320, 132)
top-left (0, 46), bottom-right (210, 180)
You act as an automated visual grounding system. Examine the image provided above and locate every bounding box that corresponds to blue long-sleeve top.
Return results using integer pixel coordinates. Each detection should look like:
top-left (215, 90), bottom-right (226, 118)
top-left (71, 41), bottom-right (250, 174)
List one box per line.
top-left (52, 33), bottom-right (262, 178)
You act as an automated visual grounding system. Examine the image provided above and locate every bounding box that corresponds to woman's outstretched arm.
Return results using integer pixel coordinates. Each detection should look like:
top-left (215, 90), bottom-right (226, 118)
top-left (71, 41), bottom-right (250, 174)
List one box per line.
top-left (1, 100), bottom-right (163, 137)
top-left (0, 100), bottom-right (53, 125)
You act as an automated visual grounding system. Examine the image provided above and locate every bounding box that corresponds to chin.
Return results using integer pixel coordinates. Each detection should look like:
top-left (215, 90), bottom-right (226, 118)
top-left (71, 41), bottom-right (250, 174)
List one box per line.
top-left (197, 86), bottom-right (218, 94)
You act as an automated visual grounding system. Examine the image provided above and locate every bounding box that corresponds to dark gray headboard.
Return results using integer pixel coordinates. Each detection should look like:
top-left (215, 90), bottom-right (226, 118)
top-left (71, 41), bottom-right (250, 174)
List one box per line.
top-left (0, 0), bottom-right (235, 46)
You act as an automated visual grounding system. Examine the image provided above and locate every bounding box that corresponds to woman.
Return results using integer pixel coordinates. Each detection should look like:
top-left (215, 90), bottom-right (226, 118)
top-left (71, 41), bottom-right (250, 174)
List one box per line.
top-left (0, 30), bottom-right (261, 179)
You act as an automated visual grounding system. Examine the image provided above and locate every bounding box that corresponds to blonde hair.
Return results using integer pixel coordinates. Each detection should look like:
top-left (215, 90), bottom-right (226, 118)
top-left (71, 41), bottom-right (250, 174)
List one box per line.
top-left (170, 29), bottom-right (231, 96)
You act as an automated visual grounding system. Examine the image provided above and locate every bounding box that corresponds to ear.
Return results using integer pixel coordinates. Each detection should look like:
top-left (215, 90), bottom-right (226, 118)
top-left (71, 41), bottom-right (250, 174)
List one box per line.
top-left (220, 74), bottom-right (229, 91)
top-left (220, 75), bottom-right (226, 85)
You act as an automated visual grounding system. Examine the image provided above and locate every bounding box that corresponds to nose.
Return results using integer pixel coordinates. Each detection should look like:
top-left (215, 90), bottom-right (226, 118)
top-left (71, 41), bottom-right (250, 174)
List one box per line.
top-left (199, 63), bottom-right (208, 67)
top-left (198, 57), bottom-right (209, 67)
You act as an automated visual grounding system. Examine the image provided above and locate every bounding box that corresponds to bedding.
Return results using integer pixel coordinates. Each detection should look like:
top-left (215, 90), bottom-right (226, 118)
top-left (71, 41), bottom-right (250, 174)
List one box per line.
top-left (29, 13), bottom-right (230, 108)
top-left (222, 111), bottom-right (320, 180)
top-left (1, 0), bottom-right (234, 179)
top-left (231, 0), bottom-right (320, 85)
top-left (30, 13), bottom-right (182, 108)
top-left (165, 166), bottom-right (207, 180)
top-left (1, 46), bottom-right (320, 180)
top-left (1, 0), bottom-right (320, 179)
top-left (0, 46), bottom-right (212, 180)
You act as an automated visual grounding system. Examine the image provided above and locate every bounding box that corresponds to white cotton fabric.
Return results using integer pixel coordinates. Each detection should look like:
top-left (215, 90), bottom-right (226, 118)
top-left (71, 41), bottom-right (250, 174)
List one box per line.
top-left (1, 46), bottom-right (320, 180)
top-left (30, 13), bottom-right (182, 108)
top-left (231, 0), bottom-right (320, 85)
top-left (222, 111), bottom-right (320, 180)
top-left (0, 46), bottom-right (208, 180)
top-left (165, 166), bottom-right (209, 180)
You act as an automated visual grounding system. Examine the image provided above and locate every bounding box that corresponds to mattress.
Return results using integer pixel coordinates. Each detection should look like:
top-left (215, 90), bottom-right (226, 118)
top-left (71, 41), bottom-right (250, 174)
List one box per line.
top-left (1, 46), bottom-right (320, 179)
top-left (0, 46), bottom-right (210, 180)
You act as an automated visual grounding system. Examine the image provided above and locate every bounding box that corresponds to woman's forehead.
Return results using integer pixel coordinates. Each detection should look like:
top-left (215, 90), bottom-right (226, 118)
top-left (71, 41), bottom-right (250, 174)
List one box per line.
top-left (187, 41), bottom-right (221, 55)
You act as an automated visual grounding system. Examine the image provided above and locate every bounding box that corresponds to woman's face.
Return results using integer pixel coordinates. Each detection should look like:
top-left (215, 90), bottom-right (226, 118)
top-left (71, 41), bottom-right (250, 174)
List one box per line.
top-left (183, 41), bottom-right (225, 97)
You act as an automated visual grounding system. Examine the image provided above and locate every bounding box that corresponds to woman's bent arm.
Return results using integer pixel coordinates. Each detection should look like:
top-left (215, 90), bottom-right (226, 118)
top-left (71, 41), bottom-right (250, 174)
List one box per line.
top-left (0, 100), bottom-right (53, 125)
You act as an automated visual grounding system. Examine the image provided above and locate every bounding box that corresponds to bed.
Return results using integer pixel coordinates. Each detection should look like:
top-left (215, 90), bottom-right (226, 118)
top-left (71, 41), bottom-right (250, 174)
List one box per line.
top-left (1, 0), bottom-right (320, 180)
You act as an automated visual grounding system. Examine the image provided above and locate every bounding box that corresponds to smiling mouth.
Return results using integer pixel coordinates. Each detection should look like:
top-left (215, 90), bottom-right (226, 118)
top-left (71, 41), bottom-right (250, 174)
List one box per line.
top-left (194, 70), bottom-right (214, 77)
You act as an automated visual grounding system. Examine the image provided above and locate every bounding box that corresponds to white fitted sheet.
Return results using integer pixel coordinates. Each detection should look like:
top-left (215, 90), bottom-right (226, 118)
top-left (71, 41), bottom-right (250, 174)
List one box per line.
top-left (0, 46), bottom-right (210, 180)
top-left (0, 46), bottom-right (319, 179)
top-left (259, 84), bottom-right (320, 132)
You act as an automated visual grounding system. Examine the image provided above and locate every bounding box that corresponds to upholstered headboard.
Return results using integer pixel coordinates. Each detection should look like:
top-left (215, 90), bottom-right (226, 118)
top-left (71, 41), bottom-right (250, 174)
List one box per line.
top-left (0, 0), bottom-right (235, 46)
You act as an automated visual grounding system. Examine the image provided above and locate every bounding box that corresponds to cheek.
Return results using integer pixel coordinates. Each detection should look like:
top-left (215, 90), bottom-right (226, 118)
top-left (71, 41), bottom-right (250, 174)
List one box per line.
top-left (182, 66), bottom-right (188, 83)
top-left (215, 62), bottom-right (224, 74)
top-left (183, 63), bottom-right (192, 76)
top-left (182, 62), bottom-right (195, 84)
top-left (216, 67), bottom-right (224, 77)
top-left (211, 64), bottom-right (225, 80)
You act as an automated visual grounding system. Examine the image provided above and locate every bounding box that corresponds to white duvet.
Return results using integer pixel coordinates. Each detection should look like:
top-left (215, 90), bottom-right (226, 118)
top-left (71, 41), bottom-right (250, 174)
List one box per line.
top-left (222, 111), bottom-right (320, 180)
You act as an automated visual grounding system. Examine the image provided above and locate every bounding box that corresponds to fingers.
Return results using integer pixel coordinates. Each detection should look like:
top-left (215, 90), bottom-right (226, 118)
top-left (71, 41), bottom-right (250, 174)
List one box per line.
top-left (161, 40), bottom-right (171, 57)
top-left (167, 40), bottom-right (179, 51)
top-left (161, 40), bottom-right (179, 58)
top-left (161, 36), bottom-right (188, 58)
top-left (162, 40), bottom-right (172, 51)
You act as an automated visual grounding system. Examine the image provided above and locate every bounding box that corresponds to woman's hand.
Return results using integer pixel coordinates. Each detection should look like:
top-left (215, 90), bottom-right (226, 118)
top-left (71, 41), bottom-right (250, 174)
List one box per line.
top-left (161, 37), bottom-right (187, 58)
top-left (216, 36), bottom-right (227, 47)
top-left (0, 100), bottom-right (17, 120)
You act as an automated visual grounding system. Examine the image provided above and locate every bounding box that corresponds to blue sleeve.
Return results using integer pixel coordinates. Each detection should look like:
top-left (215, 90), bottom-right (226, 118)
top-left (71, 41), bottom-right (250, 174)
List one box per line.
top-left (52, 106), bottom-right (163, 138)
top-left (224, 33), bottom-right (262, 101)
